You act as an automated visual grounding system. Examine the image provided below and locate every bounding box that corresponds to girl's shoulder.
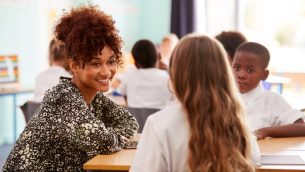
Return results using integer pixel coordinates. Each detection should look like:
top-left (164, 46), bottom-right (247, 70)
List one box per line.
top-left (148, 102), bottom-right (184, 125)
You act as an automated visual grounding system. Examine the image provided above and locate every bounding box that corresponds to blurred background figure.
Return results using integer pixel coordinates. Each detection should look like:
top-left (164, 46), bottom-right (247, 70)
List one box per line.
top-left (33, 39), bottom-right (70, 102)
top-left (215, 30), bottom-right (247, 63)
top-left (110, 52), bottom-right (137, 91)
top-left (116, 39), bottom-right (172, 109)
top-left (158, 33), bottom-right (179, 70)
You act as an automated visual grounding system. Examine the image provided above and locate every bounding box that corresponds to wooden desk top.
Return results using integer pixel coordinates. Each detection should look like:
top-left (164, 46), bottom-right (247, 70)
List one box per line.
top-left (83, 149), bottom-right (135, 171)
top-left (259, 137), bottom-right (305, 153)
top-left (257, 137), bottom-right (305, 172)
top-left (84, 136), bottom-right (305, 171)
top-left (0, 87), bottom-right (33, 96)
top-left (83, 134), bottom-right (139, 171)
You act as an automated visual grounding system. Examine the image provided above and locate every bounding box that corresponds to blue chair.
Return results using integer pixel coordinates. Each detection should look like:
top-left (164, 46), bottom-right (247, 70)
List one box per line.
top-left (20, 101), bottom-right (41, 123)
top-left (126, 107), bottom-right (160, 133)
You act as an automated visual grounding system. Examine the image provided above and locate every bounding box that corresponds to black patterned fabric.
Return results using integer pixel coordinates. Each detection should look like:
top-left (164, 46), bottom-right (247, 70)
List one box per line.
top-left (2, 77), bottom-right (138, 171)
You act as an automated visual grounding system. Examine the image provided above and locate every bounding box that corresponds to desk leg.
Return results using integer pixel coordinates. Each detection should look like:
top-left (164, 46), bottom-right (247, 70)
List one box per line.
top-left (13, 94), bottom-right (17, 142)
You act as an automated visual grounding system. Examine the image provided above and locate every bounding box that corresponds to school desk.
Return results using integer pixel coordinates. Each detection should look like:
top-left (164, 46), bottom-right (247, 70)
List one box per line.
top-left (0, 87), bottom-right (33, 141)
top-left (83, 136), bottom-right (305, 171)
top-left (257, 136), bottom-right (305, 172)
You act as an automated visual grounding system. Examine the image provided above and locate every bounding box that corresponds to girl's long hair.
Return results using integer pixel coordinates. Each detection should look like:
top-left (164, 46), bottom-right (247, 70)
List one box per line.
top-left (169, 35), bottom-right (254, 172)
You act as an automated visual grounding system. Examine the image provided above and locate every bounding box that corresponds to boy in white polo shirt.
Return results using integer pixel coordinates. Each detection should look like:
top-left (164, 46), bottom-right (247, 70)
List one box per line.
top-left (232, 42), bottom-right (305, 139)
top-left (117, 39), bottom-right (172, 109)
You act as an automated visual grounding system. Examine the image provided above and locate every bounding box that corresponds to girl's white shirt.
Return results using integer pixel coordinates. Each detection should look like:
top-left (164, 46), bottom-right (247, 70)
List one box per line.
top-left (130, 102), bottom-right (261, 172)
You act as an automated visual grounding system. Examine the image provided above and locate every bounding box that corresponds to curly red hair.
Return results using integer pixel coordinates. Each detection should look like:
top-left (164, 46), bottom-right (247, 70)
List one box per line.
top-left (54, 5), bottom-right (123, 66)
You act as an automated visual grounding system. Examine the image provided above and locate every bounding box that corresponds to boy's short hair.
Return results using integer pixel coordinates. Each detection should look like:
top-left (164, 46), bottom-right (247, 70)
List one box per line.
top-left (132, 39), bottom-right (158, 68)
top-left (236, 42), bottom-right (270, 69)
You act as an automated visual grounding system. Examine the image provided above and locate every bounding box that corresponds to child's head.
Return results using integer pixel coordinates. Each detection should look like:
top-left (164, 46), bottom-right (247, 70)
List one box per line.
top-left (131, 39), bottom-right (158, 69)
top-left (54, 5), bottom-right (123, 93)
top-left (169, 34), bottom-right (253, 171)
top-left (169, 35), bottom-right (234, 100)
top-left (49, 38), bottom-right (69, 71)
top-left (215, 31), bottom-right (247, 62)
top-left (232, 42), bottom-right (270, 94)
top-left (160, 33), bottom-right (179, 55)
top-left (159, 33), bottom-right (179, 66)
top-left (48, 39), bottom-right (56, 66)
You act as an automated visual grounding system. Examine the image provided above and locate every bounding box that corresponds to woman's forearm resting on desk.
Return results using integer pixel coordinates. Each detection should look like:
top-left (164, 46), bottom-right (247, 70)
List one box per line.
top-left (94, 94), bottom-right (139, 138)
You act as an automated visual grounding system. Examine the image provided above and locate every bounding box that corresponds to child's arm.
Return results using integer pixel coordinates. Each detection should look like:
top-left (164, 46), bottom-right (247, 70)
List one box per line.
top-left (255, 118), bottom-right (305, 139)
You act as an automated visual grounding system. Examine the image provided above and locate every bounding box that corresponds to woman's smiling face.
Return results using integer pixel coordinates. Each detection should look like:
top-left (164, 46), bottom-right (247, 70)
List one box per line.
top-left (71, 46), bottom-right (117, 97)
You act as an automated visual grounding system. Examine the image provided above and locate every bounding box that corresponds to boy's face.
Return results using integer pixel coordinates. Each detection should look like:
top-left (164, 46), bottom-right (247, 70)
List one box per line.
top-left (232, 51), bottom-right (269, 94)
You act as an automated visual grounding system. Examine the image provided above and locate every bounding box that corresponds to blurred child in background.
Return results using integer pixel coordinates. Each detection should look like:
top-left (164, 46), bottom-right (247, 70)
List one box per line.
top-left (116, 39), bottom-right (172, 109)
top-left (215, 30), bottom-right (247, 63)
top-left (34, 38), bottom-right (70, 102)
top-left (158, 33), bottom-right (179, 70)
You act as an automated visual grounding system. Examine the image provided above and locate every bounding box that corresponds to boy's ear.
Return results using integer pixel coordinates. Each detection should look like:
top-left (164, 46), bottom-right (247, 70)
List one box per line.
top-left (262, 69), bottom-right (269, 81)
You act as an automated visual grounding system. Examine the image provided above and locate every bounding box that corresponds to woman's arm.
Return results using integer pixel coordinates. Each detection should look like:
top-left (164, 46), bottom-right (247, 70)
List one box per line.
top-left (52, 101), bottom-right (127, 156)
top-left (93, 94), bottom-right (139, 138)
top-left (44, 90), bottom-right (127, 156)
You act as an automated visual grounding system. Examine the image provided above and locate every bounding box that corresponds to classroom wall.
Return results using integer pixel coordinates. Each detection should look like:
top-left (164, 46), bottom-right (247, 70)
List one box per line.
top-left (90, 0), bottom-right (171, 51)
top-left (0, 0), bottom-right (171, 87)
top-left (0, 1), bottom-right (47, 144)
top-left (0, 1), bottom-right (48, 87)
top-left (0, 0), bottom-right (171, 144)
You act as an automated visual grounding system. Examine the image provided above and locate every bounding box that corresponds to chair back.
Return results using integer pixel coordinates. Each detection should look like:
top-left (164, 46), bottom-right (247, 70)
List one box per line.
top-left (20, 101), bottom-right (41, 123)
top-left (127, 107), bottom-right (160, 133)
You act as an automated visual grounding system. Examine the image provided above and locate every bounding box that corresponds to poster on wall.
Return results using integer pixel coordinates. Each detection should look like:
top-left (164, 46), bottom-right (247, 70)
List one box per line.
top-left (0, 55), bottom-right (20, 89)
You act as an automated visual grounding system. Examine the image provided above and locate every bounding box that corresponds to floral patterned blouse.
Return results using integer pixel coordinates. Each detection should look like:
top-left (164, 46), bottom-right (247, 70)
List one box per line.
top-left (3, 77), bottom-right (139, 171)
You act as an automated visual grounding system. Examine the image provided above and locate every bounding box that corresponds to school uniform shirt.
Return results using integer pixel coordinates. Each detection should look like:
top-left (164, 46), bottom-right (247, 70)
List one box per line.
top-left (130, 102), bottom-right (261, 172)
top-left (34, 65), bottom-right (71, 102)
top-left (3, 77), bottom-right (139, 172)
top-left (241, 84), bottom-right (305, 131)
top-left (117, 68), bottom-right (173, 109)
